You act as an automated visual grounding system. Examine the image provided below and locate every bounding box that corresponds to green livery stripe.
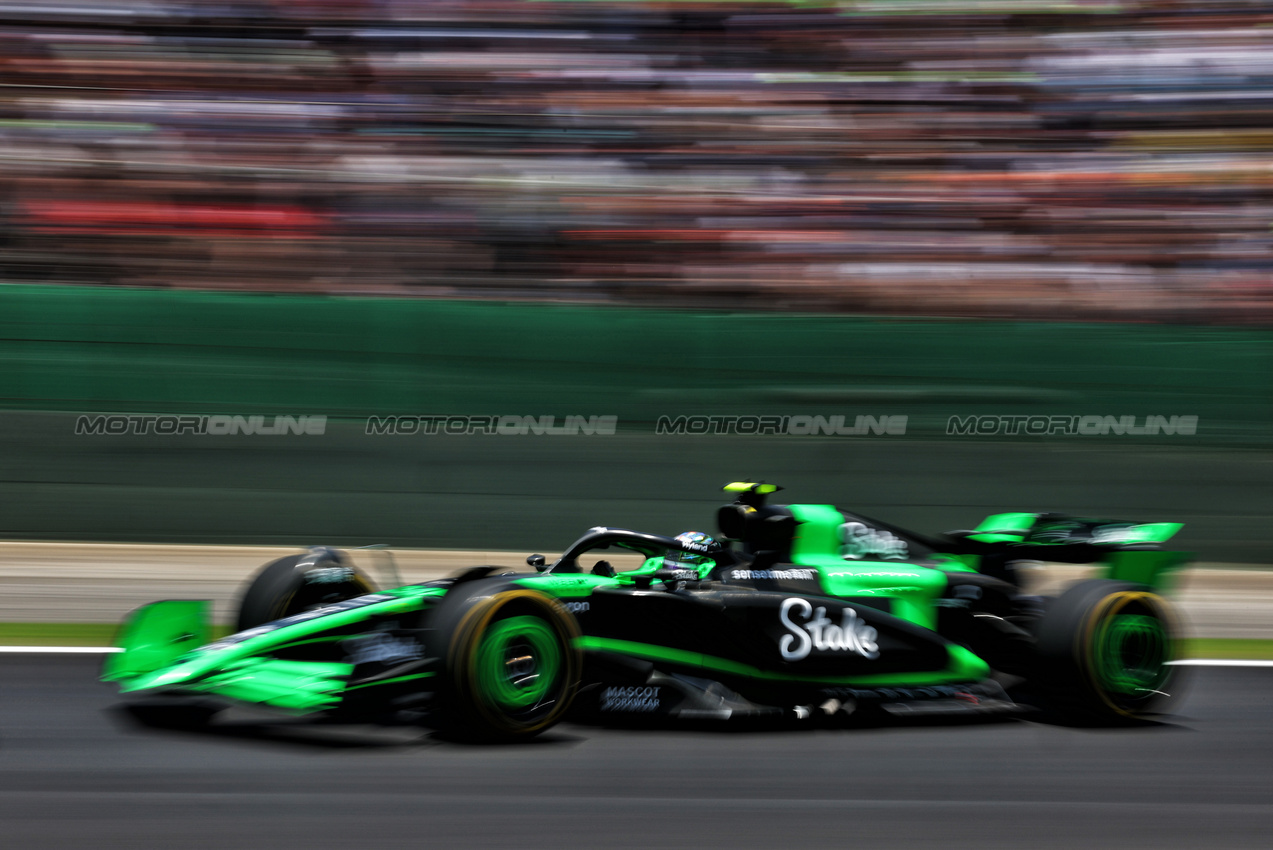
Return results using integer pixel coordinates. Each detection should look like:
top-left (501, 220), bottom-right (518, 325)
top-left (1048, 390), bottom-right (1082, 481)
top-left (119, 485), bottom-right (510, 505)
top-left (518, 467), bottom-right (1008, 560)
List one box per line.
top-left (787, 504), bottom-right (846, 563)
top-left (32, 625), bottom-right (1273, 660)
top-left (344, 672), bottom-right (436, 692)
top-left (974, 512), bottom-right (1037, 535)
top-left (575, 636), bottom-right (987, 686)
top-left (190, 658), bottom-right (353, 711)
top-left (936, 554), bottom-right (979, 573)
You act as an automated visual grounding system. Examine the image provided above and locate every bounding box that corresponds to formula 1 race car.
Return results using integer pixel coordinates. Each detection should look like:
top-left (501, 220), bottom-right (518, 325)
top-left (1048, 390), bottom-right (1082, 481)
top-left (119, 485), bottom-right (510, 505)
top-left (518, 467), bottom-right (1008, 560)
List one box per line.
top-left (103, 482), bottom-right (1188, 740)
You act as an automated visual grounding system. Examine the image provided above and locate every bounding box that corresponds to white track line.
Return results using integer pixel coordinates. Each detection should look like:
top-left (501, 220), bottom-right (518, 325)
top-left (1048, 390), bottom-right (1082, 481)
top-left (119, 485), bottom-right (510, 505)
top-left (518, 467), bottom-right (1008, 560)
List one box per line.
top-left (1168, 659), bottom-right (1273, 667)
top-left (0, 646), bottom-right (120, 653)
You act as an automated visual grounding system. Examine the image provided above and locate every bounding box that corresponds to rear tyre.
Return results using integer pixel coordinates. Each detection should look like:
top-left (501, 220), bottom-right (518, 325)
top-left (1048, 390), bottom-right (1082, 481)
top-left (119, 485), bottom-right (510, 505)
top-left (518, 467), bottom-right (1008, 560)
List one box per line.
top-left (441, 589), bottom-right (581, 741)
top-left (236, 549), bottom-right (376, 631)
top-left (1035, 579), bottom-right (1180, 724)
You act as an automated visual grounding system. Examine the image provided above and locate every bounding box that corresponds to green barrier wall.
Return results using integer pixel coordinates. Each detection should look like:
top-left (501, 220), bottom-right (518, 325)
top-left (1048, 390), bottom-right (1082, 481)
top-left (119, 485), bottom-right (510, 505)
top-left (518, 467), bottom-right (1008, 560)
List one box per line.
top-left (2, 283), bottom-right (1270, 439)
top-left (0, 284), bottom-right (1269, 558)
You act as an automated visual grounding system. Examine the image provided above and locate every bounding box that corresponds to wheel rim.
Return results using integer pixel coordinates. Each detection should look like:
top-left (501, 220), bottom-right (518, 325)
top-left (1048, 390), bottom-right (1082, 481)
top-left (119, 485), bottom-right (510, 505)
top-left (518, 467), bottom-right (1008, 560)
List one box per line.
top-left (1091, 597), bottom-right (1171, 704)
top-left (474, 615), bottom-right (562, 713)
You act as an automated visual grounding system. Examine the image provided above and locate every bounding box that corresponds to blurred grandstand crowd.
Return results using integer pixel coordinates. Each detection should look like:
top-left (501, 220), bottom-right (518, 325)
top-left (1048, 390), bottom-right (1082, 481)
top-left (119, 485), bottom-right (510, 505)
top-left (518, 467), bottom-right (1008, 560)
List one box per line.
top-left (0, 0), bottom-right (1270, 321)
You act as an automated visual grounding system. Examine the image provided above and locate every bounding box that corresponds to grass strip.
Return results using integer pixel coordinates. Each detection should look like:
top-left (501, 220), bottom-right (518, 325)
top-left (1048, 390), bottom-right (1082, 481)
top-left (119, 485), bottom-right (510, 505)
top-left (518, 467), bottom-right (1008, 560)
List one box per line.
top-left (1177, 638), bottom-right (1273, 661)
top-left (0, 623), bottom-right (232, 645)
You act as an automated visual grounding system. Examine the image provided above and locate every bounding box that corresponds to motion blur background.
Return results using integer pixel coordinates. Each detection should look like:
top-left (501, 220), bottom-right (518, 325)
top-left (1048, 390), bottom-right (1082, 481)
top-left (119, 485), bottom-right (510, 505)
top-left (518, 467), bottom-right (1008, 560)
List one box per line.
top-left (1, 9), bottom-right (1269, 847)
top-left (0, 0), bottom-right (1269, 558)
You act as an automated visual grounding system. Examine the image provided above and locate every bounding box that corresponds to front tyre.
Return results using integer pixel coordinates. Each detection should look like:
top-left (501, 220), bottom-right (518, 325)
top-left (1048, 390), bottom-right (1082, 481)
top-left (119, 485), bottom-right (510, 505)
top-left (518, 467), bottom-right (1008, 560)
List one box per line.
top-left (236, 548), bottom-right (376, 631)
top-left (1036, 579), bottom-right (1181, 723)
top-left (443, 590), bottom-right (581, 741)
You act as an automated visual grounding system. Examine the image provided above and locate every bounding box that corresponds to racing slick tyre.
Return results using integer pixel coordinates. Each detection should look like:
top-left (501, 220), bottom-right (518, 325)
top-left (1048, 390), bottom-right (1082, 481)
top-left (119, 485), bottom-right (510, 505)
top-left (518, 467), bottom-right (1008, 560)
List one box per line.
top-left (236, 548), bottom-right (377, 631)
top-left (437, 588), bottom-right (582, 741)
top-left (1035, 579), bottom-right (1181, 724)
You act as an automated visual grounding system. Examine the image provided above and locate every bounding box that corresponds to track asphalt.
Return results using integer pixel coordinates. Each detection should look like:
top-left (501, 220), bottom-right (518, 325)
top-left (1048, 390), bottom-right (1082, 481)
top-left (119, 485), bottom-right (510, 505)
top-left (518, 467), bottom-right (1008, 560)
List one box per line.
top-left (2, 657), bottom-right (1269, 849)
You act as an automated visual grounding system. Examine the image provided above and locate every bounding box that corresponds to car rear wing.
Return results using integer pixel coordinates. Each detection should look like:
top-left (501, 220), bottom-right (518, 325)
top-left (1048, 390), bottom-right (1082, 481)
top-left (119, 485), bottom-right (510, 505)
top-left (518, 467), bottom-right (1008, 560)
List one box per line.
top-left (101, 600), bottom-right (211, 683)
top-left (944, 513), bottom-right (1190, 588)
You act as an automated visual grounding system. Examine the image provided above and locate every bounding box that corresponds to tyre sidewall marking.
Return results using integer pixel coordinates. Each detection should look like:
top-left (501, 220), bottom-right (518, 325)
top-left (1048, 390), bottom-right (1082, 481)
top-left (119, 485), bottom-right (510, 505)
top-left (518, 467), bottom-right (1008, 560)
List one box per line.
top-left (1078, 590), bottom-right (1172, 716)
top-left (450, 590), bottom-right (580, 734)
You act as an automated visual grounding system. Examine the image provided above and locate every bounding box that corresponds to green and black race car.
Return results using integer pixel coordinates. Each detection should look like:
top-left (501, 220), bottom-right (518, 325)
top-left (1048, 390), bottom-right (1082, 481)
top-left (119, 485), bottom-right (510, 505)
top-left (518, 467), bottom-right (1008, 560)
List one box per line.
top-left (103, 482), bottom-right (1187, 740)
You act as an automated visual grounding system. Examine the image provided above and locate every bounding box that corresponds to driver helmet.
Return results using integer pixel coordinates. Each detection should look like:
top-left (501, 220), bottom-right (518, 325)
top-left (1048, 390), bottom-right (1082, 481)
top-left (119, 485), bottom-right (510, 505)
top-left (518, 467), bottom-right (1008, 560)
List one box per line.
top-left (664, 531), bottom-right (718, 574)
